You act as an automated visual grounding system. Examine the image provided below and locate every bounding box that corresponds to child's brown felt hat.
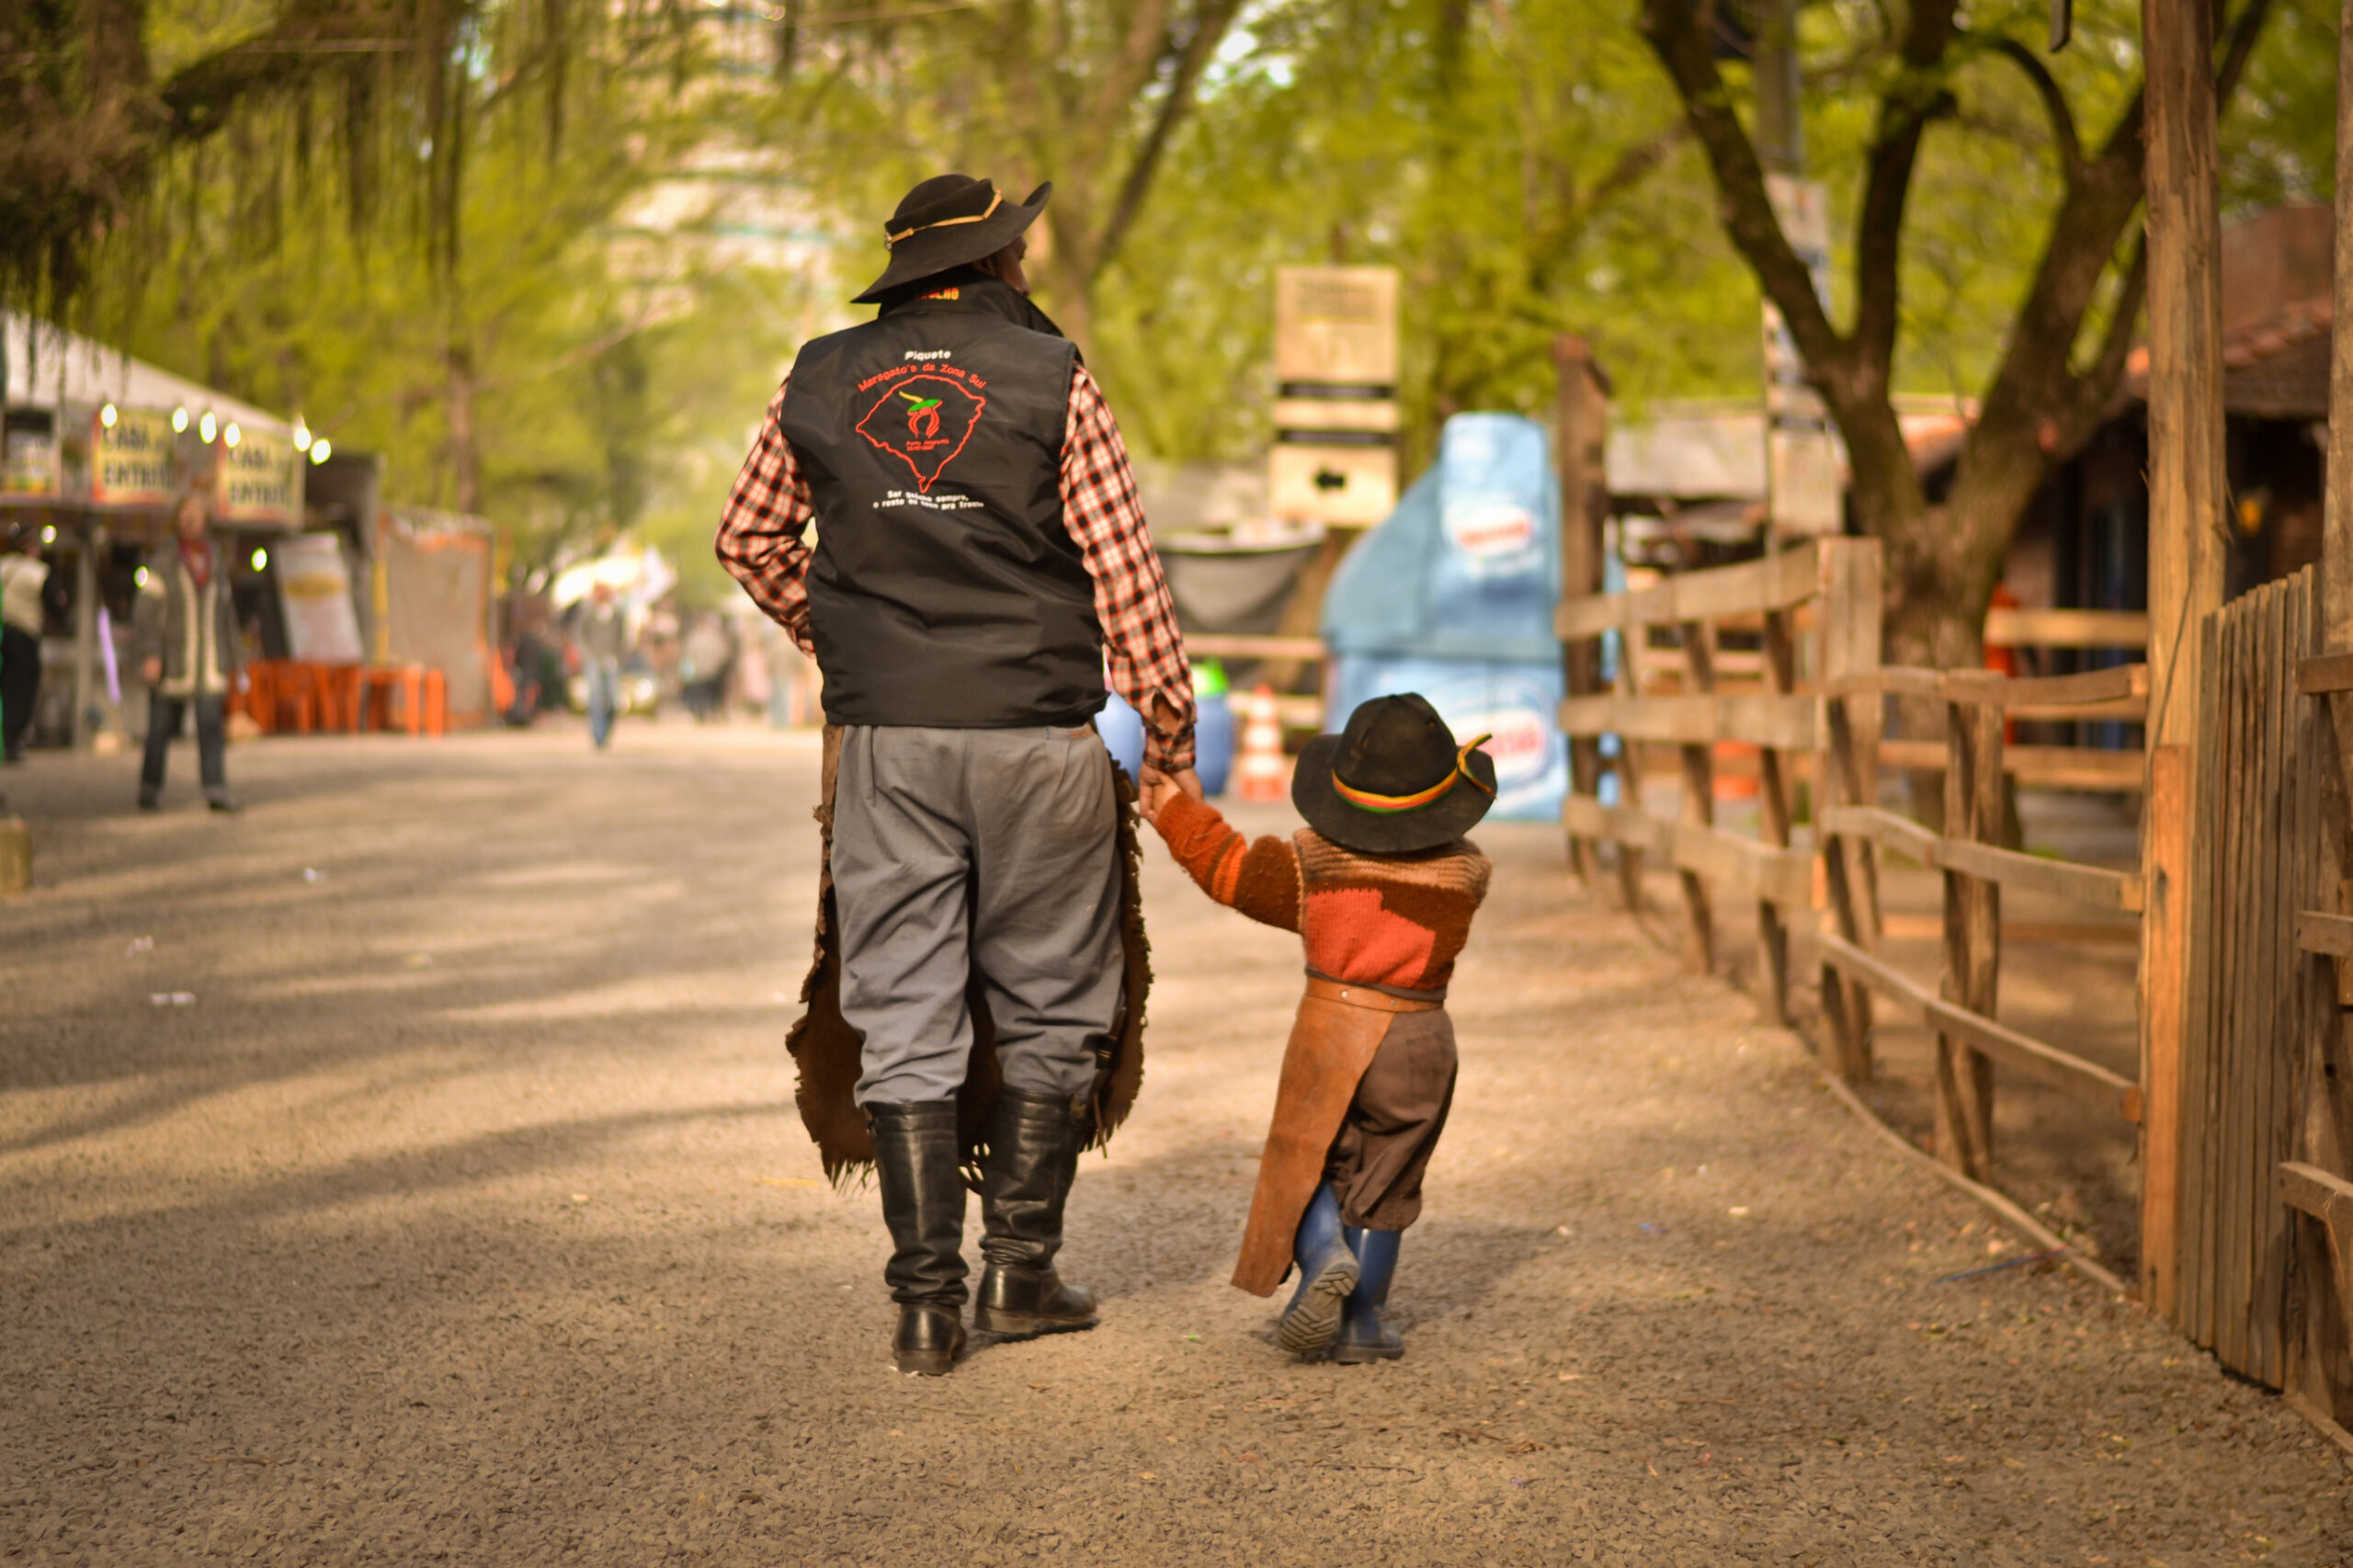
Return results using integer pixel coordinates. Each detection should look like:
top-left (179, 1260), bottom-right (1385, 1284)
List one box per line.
top-left (1291, 692), bottom-right (1496, 855)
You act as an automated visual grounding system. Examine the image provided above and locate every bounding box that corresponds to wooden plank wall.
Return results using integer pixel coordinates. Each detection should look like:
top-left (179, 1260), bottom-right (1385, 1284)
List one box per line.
top-left (2181, 566), bottom-right (2320, 1384)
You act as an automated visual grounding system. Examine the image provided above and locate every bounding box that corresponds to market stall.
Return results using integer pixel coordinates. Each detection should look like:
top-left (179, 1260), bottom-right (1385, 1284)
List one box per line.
top-left (1, 313), bottom-right (316, 749)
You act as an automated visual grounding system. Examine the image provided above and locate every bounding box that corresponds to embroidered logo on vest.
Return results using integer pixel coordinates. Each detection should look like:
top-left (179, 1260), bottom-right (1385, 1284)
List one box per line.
top-left (853, 366), bottom-right (987, 493)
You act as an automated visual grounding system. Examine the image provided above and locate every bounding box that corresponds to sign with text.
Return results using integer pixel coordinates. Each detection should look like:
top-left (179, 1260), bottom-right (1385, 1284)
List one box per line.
top-left (91, 407), bottom-right (176, 506)
top-left (1275, 267), bottom-right (1400, 384)
top-left (2, 409), bottom-right (58, 498)
top-left (1272, 267), bottom-right (1400, 528)
top-left (1760, 175), bottom-right (1846, 536)
top-left (218, 429), bottom-right (296, 524)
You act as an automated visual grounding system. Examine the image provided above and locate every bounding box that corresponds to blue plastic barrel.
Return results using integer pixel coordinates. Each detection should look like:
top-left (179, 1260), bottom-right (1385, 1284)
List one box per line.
top-left (1194, 692), bottom-right (1235, 795)
top-left (1097, 689), bottom-right (1146, 780)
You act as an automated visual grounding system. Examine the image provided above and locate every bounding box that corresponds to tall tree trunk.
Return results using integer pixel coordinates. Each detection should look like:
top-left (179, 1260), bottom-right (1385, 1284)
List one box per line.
top-left (448, 334), bottom-right (481, 517)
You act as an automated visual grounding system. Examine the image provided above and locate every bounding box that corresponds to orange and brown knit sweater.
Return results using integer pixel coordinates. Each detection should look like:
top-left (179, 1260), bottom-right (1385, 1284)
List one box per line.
top-left (1153, 792), bottom-right (1491, 994)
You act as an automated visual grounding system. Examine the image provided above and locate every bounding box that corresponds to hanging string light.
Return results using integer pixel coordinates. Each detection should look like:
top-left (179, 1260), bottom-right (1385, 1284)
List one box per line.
top-left (292, 419), bottom-right (312, 452)
top-left (309, 438), bottom-right (334, 464)
top-left (199, 411), bottom-right (218, 443)
top-left (99, 403), bottom-right (118, 428)
top-left (171, 407), bottom-right (189, 433)
top-left (223, 422), bottom-right (242, 449)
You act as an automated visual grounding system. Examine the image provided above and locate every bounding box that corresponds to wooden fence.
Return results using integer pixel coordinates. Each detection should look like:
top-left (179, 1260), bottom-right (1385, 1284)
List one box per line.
top-left (2178, 567), bottom-right (2322, 1388)
top-left (1555, 538), bottom-right (1880, 1027)
top-left (1556, 540), bottom-right (2152, 1225)
top-left (1554, 541), bottom-right (2353, 1445)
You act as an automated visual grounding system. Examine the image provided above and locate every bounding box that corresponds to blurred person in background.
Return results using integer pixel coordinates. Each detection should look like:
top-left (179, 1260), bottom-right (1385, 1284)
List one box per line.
top-left (134, 494), bottom-right (243, 812)
top-left (574, 581), bottom-right (629, 749)
top-left (759, 619), bottom-right (816, 728)
top-left (0, 527), bottom-right (48, 764)
top-left (677, 611), bottom-right (733, 722)
top-left (730, 611), bottom-right (770, 722)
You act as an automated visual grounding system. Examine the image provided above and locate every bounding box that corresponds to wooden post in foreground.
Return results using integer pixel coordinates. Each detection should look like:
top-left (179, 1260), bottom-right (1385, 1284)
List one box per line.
top-left (2139, 0), bottom-right (2227, 1314)
top-left (1937, 698), bottom-right (2002, 1181)
top-left (1816, 538), bottom-right (1883, 1082)
top-left (1555, 335), bottom-right (1611, 889)
top-left (2143, 745), bottom-right (2190, 1315)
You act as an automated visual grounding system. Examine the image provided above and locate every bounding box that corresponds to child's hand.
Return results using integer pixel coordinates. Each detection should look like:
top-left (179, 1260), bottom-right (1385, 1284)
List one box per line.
top-left (1138, 769), bottom-right (1173, 824)
top-left (1137, 767), bottom-right (1200, 824)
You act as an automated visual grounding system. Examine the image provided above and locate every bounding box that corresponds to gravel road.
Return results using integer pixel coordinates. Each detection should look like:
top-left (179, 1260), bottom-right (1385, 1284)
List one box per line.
top-left (4, 725), bottom-right (2347, 1565)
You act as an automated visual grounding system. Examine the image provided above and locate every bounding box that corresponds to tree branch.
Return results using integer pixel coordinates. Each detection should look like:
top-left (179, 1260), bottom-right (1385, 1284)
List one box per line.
top-left (1088, 0), bottom-right (1240, 284)
top-left (2215, 0), bottom-right (2274, 110)
top-left (1849, 78), bottom-right (1950, 384)
top-left (1635, 0), bottom-right (1844, 385)
top-left (1525, 122), bottom-right (1687, 294)
top-left (1848, 0), bottom-right (1956, 393)
top-left (2081, 237), bottom-right (2146, 399)
top-left (1074, 0), bottom-right (1174, 184)
top-left (1990, 37), bottom-right (2081, 178)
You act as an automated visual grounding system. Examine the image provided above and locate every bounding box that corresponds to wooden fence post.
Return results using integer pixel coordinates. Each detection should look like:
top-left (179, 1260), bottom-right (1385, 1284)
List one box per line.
top-left (1816, 538), bottom-right (1883, 1081)
top-left (1556, 335), bottom-right (1610, 890)
top-left (1613, 619), bottom-right (1646, 915)
top-left (1756, 602), bottom-right (1798, 1023)
top-left (1677, 619), bottom-right (1717, 973)
top-left (2143, 0), bottom-right (2225, 1324)
top-left (1938, 696), bottom-right (2002, 1181)
top-left (2144, 744), bottom-right (2191, 1314)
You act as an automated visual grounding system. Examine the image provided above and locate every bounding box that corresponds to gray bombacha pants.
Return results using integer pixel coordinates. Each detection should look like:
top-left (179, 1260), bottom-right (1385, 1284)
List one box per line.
top-left (832, 723), bottom-right (1126, 1108)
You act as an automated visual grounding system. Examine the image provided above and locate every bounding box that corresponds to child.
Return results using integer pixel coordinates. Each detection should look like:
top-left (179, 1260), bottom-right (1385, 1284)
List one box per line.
top-left (1142, 692), bottom-right (1493, 1362)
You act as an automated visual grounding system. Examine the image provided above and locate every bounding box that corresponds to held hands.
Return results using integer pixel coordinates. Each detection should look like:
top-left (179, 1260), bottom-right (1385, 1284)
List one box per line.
top-left (141, 658), bottom-right (162, 686)
top-left (1137, 766), bottom-right (1203, 825)
top-left (1136, 689), bottom-right (1201, 825)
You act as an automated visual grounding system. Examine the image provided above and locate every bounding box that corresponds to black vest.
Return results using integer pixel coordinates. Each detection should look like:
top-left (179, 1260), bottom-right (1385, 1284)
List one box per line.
top-left (779, 277), bottom-right (1104, 730)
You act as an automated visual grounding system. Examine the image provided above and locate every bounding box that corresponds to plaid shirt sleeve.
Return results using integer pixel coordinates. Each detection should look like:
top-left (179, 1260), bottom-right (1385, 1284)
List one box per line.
top-left (714, 378), bottom-right (817, 655)
top-left (1062, 363), bottom-right (1196, 773)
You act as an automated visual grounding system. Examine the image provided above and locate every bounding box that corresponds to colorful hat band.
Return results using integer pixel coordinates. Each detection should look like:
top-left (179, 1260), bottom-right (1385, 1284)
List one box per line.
top-left (885, 189), bottom-right (1004, 247)
top-left (1333, 734), bottom-right (1495, 813)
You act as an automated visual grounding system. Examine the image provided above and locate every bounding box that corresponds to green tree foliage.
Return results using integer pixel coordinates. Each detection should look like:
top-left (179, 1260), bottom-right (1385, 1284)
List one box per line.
top-left (1087, 0), bottom-right (1769, 472)
top-left (9, 0), bottom-right (800, 586)
top-left (755, 0), bottom-right (1245, 349)
top-left (17, 0), bottom-right (2339, 627)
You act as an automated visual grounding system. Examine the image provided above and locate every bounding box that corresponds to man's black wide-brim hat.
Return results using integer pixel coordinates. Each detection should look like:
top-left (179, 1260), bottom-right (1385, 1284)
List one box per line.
top-left (1292, 692), bottom-right (1497, 856)
top-left (852, 174), bottom-right (1051, 304)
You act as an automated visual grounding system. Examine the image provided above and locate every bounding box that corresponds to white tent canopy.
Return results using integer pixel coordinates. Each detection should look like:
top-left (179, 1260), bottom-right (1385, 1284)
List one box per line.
top-left (3, 313), bottom-right (292, 442)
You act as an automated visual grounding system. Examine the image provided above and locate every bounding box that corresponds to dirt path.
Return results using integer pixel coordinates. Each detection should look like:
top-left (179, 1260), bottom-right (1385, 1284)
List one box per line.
top-left (3, 726), bottom-right (2347, 1565)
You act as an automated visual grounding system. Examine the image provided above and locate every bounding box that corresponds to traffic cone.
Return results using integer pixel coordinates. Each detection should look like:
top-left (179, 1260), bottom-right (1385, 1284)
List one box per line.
top-left (1235, 684), bottom-right (1288, 802)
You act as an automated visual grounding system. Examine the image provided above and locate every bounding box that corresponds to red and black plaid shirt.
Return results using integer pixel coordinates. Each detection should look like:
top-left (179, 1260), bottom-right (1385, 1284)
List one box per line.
top-left (716, 362), bottom-right (1197, 771)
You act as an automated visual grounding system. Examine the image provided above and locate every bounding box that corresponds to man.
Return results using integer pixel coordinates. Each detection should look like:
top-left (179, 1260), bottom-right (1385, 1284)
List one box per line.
top-left (134, 494), bottom-right (244, 813)
top-left (0, 527), bottom-right (48, 764)
top-left (574, 582), bottom-right (628, 748)
top-left (717, 173), bottom-right (1199, 1376)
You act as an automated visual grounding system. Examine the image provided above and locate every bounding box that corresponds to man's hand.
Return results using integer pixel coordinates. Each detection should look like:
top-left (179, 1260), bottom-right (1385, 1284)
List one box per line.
top-left (141, 657), bottom-right (161, 686)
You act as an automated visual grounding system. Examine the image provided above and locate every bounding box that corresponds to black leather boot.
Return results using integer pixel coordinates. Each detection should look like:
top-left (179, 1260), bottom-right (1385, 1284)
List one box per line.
top-left (868, 1100), bottom-right (968, 1375)
top-left (972, 1087), bottom-right (1100, 1338)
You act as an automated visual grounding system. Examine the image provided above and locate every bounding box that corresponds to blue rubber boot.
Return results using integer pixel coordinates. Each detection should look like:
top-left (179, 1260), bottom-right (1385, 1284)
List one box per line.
top-left (1335, 1226), bottom-right (1404, 1364)
top-left (1277, 1182), bottom-right (1358, 1357)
